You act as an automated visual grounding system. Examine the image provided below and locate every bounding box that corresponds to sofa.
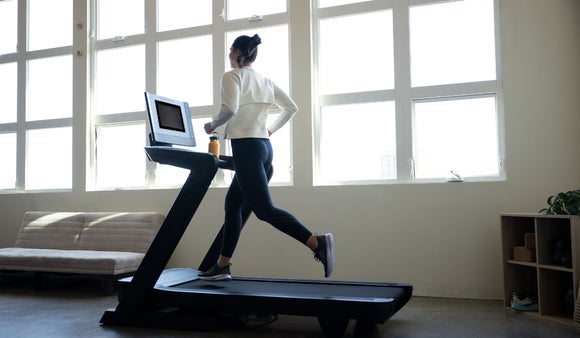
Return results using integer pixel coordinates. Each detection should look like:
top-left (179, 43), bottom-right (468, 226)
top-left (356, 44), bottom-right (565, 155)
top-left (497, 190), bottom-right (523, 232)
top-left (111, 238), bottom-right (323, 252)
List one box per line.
top-left (0, 211), bottom-right (164, 293)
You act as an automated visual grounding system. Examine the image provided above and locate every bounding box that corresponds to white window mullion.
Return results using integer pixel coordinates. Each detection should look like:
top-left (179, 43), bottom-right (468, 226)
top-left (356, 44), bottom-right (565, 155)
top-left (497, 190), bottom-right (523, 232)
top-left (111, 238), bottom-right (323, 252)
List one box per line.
top-left (212, 1), bottom-right (226, 107)
top-left (393, 0), bottom-right (413, 180)
top-left (289, 0), bottom-right (313, 187)
top-left (72, 0), bottom-right (88, 193)
top-left (14, 0), bottom-right (27, 190)
top-left (493, 0), bottom-right (506, 178)
top-left (210, 0), bottom-right (229, 186)
top-left (145, 0), bottom-right (157, 186)
top-left (311, 3), bottom-right (323, 184)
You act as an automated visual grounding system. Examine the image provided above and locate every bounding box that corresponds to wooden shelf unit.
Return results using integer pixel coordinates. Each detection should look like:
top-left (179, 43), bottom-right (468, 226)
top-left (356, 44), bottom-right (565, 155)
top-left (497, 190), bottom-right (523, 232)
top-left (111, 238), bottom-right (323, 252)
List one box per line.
top-left (501, 213), bottom-right (580, 322)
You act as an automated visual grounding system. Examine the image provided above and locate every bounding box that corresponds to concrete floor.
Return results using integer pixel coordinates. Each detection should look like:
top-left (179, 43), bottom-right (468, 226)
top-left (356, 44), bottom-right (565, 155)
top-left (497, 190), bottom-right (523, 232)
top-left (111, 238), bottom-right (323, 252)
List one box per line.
top-left (1, 277), bottom-right (579, 338)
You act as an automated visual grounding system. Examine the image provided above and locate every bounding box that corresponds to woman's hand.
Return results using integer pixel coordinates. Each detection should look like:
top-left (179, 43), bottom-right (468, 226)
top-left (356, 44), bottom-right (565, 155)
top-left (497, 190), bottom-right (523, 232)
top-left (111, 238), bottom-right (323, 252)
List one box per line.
top-left (204, 122), bottom-right (213, 134)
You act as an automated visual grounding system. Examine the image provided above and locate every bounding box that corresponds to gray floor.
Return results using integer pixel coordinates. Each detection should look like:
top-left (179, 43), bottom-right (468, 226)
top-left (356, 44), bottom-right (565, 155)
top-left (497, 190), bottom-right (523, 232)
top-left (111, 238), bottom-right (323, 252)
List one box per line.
top-left (1, 276), bottom-right (579, 338)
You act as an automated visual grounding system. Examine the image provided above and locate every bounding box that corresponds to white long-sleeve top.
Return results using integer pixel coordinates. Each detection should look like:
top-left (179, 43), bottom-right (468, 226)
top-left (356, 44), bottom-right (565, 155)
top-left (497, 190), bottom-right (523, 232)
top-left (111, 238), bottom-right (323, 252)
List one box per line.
top-left (209, 67), bottom-right (298, 139)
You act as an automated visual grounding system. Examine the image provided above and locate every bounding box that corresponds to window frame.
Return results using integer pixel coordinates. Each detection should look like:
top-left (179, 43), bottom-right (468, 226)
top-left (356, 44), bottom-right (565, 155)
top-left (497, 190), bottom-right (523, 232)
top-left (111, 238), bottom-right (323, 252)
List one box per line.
top-left (0, 0), bottom-right (79, 193)
top-left (312, 0), bottom-right (504, 185)
top-left (87, 0), bottom-right (294, 191)
top-left (0, 0), bottom-right (505, 194)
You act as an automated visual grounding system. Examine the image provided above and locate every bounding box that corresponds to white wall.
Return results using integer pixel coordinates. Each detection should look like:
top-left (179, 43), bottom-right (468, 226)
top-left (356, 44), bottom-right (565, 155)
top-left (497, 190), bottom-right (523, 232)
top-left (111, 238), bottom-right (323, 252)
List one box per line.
top-left (0, 0), bottom-right (579, 299)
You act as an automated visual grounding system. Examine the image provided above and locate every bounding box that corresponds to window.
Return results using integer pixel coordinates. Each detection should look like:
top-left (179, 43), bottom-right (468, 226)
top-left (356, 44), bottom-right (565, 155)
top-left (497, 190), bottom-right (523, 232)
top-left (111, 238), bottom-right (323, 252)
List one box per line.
top-left (319, 102), bottom-right (396, 182)
top-left (95, 124), bottom-right (146, 188)
top-left (89, 0), bottom-right (294, 190)
top-left (157, 36), bottom-right (213, 106)
top-left (0, 0), bottom-right (17, 55)
top-left (409, 0), bottom-right (496, 87)
top-left (0, 133), bottom-right (17, 190)
top-left (0, 62), bottom-right (17, 124)
top-left (0, 0), bottom-right (74, 192)
top-left (97, 0), bottom-right (144, 40)
top-left (94, 45), bottom-right (145, 115)
top-left (1, 0), bottom-right (503, 194)
top-left (28, 0), bottom-right (72, 51)
top-left (226, 0), bottom-right (286, 20)
top-left (318, 10), bottom-right (394, 95)
top-left (26, 127), bottom-right (72, 190)
top-left (314, 0), bottom-right (501, 184)
top-left (27, 55), bottom-right (73, 121)
top-left (413, 96), bottom-right (499, 179)
top-left (158, 0), bottom-right (212, 32)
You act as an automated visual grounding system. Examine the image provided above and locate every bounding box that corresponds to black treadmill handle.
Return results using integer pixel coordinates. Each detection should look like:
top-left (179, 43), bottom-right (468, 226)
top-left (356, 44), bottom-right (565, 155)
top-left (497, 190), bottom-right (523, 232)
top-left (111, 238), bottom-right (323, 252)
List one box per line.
top-left (218, 155), bottom-right (234, 170)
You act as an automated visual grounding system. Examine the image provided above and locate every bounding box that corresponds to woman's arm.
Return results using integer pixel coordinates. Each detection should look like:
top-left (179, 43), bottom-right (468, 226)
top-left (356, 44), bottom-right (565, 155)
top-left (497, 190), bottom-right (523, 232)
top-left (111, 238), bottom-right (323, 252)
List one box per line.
top-left (267, 83), bottom-right (298, 135)
top-left (205, 72), bottom-right (240, 133)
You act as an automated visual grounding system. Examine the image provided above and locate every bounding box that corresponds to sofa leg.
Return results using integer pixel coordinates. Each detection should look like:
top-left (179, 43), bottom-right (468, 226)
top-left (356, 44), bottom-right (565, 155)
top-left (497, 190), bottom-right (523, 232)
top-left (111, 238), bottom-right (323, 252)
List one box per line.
top-left (102, 277), bottom-right (115, 296)
top-left (33, 272), bottom-right (44, 291)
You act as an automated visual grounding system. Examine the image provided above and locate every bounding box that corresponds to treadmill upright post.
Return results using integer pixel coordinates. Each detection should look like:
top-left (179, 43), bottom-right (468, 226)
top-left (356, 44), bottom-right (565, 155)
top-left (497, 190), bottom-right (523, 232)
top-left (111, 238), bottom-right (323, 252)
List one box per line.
top-left (103, 148), bottom-right (218, 325)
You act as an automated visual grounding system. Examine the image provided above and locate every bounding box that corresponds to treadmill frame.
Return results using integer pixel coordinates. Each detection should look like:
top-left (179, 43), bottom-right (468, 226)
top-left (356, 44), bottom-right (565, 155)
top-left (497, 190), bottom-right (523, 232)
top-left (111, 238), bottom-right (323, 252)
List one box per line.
top-left (100, 147), bottom-right (412, 337)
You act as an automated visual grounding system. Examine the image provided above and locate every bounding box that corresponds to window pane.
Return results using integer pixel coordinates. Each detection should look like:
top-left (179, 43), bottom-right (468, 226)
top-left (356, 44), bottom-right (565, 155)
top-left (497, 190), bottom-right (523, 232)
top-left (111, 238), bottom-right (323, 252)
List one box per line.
top-left (410, 0), bottom-right (496, 87)
top-left (227, 0), bottom-right (286, 20)
top-left (0, 62), bottom-right (17, 123)
top-left (96, 124), bottom-right (146, 188)
top-left (95, 45), bottom-right (145, 115)
top-left (319, 102), bottom-right (396, 182)
top-left (319, 11), bottom-right (394, 95)
top-left (0, 133), bottom-right (17, 189)
top-left (158, 0), bottom-right (211, 32)
top-left (0, 0), bottom-right (17, 54)
top-left (318, 0), bottom-right (371, 8)
top-left (226, 25), bottom-right (290, 93)
top-left (158, 36), bottom-right (213, 106)
top-left (28, 0), bottom-right (72, 50)
top-left (413, 97), bottom-right (499, 179)
top-left (26, 127), bottom-right (72, 190)
top-left (97, 0), bottom-right (144, 40)
top-left (27, 55), bottom-right (73, 121)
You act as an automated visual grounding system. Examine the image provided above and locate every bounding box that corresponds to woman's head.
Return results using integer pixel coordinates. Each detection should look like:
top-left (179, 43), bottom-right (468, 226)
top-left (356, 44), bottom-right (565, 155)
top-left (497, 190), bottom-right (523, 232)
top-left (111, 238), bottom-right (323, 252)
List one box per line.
top-left (230, 34), bottom-right (261, 68)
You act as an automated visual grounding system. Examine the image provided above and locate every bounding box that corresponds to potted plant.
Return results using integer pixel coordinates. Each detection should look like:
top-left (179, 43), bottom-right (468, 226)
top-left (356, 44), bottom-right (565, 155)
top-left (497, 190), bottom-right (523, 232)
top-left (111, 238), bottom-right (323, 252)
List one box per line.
top-left (539, 189), bottom-right (580, 215)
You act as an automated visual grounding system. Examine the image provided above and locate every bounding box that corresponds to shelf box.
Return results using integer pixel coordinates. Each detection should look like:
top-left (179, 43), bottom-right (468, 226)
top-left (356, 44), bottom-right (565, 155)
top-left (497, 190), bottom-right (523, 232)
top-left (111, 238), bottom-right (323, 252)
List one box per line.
top-left (514, 246), bottom-right (536, 262)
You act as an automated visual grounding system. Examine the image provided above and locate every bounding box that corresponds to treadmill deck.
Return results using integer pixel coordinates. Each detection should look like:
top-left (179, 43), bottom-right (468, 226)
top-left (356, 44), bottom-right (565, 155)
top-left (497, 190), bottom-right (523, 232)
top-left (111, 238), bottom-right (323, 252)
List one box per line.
top-left (117, 268), bottom-right (411, 324)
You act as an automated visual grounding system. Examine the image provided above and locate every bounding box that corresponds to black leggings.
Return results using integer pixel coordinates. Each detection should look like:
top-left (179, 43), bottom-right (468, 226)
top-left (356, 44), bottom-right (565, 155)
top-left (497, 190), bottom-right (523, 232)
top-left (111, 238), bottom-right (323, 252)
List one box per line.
top-left (220, 138), bottom-right (312, 258)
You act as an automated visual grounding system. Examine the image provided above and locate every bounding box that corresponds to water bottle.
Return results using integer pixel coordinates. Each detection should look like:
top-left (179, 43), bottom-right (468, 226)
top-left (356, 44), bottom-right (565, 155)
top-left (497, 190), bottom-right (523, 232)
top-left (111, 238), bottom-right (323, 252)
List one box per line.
top-left (208, 132), bottom-right (219, 157)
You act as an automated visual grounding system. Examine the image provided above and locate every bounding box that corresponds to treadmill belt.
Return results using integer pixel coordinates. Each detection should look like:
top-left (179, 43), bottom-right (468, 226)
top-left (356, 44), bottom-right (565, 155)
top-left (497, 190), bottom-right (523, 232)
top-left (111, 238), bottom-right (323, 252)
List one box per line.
top-left (172, 278), bottom-right (406, 303)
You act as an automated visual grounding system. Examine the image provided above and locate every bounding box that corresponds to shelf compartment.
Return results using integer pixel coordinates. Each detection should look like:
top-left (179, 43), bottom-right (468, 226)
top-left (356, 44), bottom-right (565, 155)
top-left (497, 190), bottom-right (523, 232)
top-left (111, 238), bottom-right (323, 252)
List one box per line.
top-left (503, 263), bottom-right (538, 308)
top-left (501, 215), bottom-right (535, 261)
top-left (536, 218), bottom-right (573, 268)
top-left (538, 268), bottom-right (574, 318)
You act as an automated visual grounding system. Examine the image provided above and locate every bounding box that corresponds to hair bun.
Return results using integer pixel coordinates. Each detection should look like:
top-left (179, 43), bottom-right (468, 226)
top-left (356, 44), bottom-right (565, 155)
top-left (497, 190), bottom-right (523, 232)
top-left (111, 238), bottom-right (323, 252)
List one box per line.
top-left (251, 34), bottom-right (262, 46)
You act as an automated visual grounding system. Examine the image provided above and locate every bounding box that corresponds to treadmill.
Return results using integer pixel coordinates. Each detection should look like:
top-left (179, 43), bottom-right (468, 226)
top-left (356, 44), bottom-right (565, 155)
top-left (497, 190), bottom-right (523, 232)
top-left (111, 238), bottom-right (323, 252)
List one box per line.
top-left (100, 93), bottom-right (412, 337)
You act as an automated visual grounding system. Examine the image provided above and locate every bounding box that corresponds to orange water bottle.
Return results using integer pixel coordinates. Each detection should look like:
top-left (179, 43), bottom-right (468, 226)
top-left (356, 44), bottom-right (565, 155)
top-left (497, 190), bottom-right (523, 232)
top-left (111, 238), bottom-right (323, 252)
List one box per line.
top-left (208, 132), bottom-right (219, 157)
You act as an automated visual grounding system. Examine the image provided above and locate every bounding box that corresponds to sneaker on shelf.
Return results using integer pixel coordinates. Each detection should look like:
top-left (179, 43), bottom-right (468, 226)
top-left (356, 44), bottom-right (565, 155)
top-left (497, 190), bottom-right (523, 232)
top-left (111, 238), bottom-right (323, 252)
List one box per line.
top-left (313, 233), bottom-right (335, 278)
top-left (511, 292), bottom-right (538, 312)
top-left (198, 263), bottom-right (232, 281)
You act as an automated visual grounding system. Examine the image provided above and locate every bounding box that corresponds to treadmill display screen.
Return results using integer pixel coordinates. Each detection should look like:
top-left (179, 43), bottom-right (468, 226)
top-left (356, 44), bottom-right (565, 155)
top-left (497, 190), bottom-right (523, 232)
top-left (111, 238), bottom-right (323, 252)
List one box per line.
top-left (156, 100), bottom-right (186, 132)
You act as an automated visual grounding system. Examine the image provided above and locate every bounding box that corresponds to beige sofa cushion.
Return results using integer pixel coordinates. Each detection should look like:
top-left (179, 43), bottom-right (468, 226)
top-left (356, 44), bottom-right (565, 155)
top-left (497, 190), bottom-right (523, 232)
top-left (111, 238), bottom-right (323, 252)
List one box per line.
top-left (78, 212), bottom-right (164, 253)
top-left (0, 248), bottom-right (145, 275)
top-left (15, 212), bottom-right (85, 250)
